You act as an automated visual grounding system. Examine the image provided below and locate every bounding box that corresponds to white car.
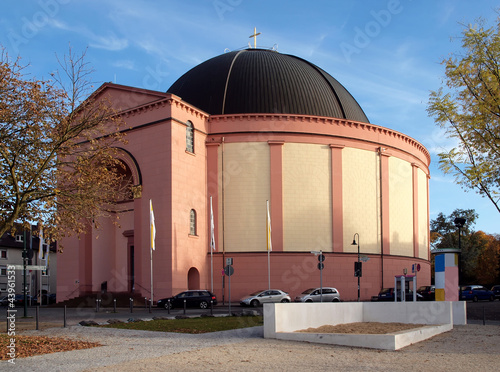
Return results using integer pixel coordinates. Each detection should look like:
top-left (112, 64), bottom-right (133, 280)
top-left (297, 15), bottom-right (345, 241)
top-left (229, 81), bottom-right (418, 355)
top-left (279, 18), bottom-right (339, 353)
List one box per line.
top-left (294, 287), bottom-right (340, 302)
top-left (240, 289), bottom-right (291, 307)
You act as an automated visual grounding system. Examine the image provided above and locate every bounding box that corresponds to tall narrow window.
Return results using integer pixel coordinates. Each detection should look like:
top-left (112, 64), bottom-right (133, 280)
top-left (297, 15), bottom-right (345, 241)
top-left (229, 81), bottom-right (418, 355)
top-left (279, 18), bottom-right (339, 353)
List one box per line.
top-left (186, 121), bottom-right (194, 153)
top-left (190, 209), bottom-right (197, 235)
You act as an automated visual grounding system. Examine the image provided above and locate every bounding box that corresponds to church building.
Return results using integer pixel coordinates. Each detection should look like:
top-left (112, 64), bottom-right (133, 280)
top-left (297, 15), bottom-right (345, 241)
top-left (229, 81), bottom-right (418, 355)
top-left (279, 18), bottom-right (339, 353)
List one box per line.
top-left (56, 47), bottom-right (431, 303)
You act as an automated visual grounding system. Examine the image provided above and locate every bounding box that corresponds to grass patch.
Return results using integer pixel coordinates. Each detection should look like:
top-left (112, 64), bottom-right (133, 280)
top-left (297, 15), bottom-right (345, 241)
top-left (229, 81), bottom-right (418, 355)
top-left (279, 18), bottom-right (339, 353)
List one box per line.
top-left (101, 315), bottom-right (263, 334)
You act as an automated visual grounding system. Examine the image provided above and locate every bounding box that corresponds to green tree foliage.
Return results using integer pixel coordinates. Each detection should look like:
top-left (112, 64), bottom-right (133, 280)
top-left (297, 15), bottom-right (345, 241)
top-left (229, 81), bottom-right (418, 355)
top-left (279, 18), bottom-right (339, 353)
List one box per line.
top-left (431, 209), bottom-right (500, 285)
top-left (474, 231), bottom-right (500, 286)
top-left (428, 17), bottom-right (500, 213)
top-left (0, 47), bottom-right (126, 244)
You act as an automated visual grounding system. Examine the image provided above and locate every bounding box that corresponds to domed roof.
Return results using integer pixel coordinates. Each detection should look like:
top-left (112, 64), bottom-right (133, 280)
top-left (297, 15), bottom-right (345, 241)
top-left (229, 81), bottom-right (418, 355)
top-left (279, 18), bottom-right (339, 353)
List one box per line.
top-left (167, 49), bottom-right (369, 123)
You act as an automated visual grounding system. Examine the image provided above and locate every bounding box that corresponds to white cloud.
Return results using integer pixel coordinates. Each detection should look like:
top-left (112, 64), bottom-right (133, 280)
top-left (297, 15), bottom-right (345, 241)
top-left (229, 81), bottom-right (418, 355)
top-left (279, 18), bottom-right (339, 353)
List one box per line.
top-left (47, 18), bottom-right (128, 51)
top-left (112, 59), bottom-right (135, 70)
top-left (89, 34), bottom-right (128, 51)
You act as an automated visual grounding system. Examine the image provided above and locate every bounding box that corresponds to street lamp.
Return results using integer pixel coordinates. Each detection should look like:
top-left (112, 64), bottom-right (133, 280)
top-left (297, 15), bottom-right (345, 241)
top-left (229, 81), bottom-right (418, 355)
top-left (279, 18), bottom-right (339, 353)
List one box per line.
top-left (351, 233), bottom-right (361, 302)
top-left (454, 217), bottom-right (466, 287)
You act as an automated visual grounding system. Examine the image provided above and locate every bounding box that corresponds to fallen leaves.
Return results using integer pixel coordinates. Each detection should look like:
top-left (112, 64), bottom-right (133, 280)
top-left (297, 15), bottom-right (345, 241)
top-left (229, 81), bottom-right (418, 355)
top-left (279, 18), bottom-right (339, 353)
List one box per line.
top-left (0, 334), bottom-right (101, 360)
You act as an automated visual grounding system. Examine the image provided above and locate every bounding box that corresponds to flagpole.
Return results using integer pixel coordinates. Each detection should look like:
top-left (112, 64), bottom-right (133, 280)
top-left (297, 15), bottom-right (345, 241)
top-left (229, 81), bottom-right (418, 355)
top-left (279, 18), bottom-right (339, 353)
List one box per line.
top-left (150, 245), bottom-right (153, 304)
top-left (38, 226), bottom-right (43, 306)
top-left (210, 196), bottom-right (214, 293)
top-left (267, 200), bottom-right (271, 290)
top-left (268, 249), bottom-right (270, 290)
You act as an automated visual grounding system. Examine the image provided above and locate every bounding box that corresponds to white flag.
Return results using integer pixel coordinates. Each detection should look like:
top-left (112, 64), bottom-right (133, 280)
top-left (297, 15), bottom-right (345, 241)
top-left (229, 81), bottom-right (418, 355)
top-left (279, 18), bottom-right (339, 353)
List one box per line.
top-left (266, 200), bottom-right (272, 252)
top-left (210, 196), bottom-right (215, 251)
top-left (45, 238), bottom-right (50, 263)
top-left (150, 199), bottom-right (156, 251)
top-left (38, 227), bottom-right (44, 260)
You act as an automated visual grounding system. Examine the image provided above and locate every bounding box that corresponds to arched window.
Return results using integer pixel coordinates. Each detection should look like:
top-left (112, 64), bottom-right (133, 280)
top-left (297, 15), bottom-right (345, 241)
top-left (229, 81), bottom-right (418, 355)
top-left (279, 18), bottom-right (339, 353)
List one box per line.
top-left (114, 160), bottom-right (134, 201)
top-left (189, 209), bottom-right (197, 235)
top-left (186, 121), bottom-right (194, 153)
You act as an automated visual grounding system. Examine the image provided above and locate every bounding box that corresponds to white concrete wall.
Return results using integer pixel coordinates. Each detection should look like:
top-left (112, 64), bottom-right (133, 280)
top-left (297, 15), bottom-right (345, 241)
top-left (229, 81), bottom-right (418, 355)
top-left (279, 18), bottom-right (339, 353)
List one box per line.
top-left (264, 301), bottom-right (465, 338)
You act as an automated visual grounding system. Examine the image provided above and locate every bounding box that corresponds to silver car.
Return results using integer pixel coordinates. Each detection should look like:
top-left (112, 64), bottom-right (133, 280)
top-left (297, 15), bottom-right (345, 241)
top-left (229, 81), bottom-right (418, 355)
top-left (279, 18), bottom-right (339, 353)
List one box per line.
top-left (240, 289), bottom-right (291, 307)
top-left (294, 287), bottom-right (340, 302)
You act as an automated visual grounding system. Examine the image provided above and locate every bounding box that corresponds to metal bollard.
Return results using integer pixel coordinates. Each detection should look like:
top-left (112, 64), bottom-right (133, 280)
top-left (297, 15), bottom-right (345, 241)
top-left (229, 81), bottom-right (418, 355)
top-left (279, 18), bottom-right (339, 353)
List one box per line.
top-left (113, 298), bottom-right (117, 313)
top-left (130, 298), bottom-right (133, 313)
top-left (36, 306), bottom-right (39, 330)
top-left (183, 299), bottom-right (186, 315)
top-left (167, 299), bottom-right (170, 315)
top-left (210, 300), bottom-right (213, 316)
top-left (64, 305), bottom-right (67, 328)
top-left (149, 298), bottom-right (152, 314)
top-left (144, 297), bottom-right (147, 309)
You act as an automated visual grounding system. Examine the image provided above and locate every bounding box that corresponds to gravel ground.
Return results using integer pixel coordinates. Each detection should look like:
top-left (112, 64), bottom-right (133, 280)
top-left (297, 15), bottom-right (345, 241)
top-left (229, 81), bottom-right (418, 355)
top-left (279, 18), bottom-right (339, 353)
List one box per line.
top-left (6, 324), bottom-right (500, 372)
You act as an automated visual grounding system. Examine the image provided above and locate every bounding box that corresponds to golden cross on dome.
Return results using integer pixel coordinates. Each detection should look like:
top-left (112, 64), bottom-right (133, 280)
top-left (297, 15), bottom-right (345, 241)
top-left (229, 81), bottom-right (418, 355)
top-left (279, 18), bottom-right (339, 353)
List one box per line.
top-left (249, 27), bottom-right (261, 48)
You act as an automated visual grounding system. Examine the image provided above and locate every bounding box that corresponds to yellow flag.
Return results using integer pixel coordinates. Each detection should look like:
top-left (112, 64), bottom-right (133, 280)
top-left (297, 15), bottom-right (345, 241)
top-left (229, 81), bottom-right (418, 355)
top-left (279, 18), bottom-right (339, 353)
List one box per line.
top-left (150, 199), bottom-right (156, 250)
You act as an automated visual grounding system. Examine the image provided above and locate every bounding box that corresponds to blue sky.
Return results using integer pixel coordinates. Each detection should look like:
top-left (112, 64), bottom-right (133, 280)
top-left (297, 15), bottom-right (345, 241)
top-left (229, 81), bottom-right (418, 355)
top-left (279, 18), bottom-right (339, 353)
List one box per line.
top-left (2, 0), bottom-right (499, 234)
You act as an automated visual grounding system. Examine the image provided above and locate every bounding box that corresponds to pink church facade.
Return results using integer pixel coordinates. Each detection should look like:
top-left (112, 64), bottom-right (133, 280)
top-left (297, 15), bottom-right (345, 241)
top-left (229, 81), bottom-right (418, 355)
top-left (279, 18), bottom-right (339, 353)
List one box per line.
top-left (57, 49), bottom-right (431, 303)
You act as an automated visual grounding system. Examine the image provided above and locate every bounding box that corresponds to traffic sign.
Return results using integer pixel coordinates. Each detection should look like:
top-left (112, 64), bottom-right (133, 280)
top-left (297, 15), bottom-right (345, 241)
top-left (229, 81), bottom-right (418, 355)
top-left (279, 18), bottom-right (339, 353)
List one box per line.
top-left (318, 254), bottom-right (325, 262)
top-left (317, 262), bottom-right (324, 270)
top-left (224, 265), bottom-right (234, 276)
top-left (12, 265), bottom-right (46, 271)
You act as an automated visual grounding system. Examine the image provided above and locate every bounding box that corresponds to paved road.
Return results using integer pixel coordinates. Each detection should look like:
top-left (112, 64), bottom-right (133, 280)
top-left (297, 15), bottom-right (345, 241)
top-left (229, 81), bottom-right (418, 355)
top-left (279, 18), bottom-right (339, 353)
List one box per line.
top-left (1, 299), bottom-right (499, 331)
top-left (0, 303), bottom-right (261, 330)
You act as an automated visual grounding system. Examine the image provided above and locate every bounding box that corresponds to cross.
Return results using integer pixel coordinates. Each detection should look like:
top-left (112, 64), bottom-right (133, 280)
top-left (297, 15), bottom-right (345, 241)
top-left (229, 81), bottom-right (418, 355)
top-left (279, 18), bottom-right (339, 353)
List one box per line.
top-left (249, 27), bottom-right (261, 49)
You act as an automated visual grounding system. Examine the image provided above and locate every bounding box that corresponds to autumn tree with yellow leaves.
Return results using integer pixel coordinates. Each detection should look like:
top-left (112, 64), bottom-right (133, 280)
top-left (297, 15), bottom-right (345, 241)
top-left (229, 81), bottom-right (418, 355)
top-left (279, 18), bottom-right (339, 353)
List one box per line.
top-left (0, 47), bottom-right (126, 244)
top-left (428, 16), bottom-right (500, 213)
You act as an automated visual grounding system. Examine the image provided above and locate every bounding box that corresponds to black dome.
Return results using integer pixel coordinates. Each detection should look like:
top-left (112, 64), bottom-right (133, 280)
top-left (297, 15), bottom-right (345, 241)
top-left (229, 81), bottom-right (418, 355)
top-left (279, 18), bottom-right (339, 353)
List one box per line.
top-left (167, 49), bottom-right (369, 123)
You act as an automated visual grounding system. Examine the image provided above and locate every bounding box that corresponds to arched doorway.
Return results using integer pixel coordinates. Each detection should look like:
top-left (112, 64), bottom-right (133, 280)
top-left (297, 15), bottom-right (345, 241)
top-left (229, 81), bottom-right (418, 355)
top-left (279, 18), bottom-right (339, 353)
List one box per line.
top-left (187, 267), bottom-right (200, 290)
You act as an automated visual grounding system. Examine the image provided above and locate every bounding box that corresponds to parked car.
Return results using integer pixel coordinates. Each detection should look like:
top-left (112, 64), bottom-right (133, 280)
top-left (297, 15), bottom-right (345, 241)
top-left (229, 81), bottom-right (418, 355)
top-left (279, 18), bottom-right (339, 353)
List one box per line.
top-left (157, 290), bottom-right (217, 310)
top-left (294, 287), bottom-right (340, 302)
top-left (460, 285), bottom-right (494, 302)
top-left (377, 288), bottom-right (422, 301)
top-left (0, 296), bottom-right (8, 306)
top-left (491, 285), bottom-right (500, 300)
top-left (240, 289), bottom-right (291, 307)
top-left (417, 285), bottom-right (435, 301)
top-left (33, 293), bottom-right (57, 305)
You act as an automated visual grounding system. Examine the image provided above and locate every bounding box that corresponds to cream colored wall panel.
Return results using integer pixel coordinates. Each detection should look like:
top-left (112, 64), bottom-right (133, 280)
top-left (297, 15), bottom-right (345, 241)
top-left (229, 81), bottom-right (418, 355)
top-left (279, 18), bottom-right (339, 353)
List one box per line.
top-left (283, 143), bottom-right (332, 251)
top-left (418, 169), bottom-right (429, 259)
top-left (342, 148), bottom-right (380, 254)
top-left (220, 143), bottom-right (270, 252)
top-left (388, 157), bottom-right (413, 256)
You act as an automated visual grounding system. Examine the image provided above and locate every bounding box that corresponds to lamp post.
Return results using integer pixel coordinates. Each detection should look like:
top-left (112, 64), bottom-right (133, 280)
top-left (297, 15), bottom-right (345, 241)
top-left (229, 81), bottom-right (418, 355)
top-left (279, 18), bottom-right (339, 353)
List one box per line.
top-left (351, 233), bottom-right (360, 302)
top-left (454, 217), bottom-right (466, 288)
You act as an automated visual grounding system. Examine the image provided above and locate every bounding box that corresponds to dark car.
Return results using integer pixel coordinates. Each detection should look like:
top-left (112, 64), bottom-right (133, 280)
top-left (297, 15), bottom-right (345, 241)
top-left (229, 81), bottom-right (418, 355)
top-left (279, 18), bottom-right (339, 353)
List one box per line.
top-left (417, 285), bottom-right (435, 301)
top-left (33, 293), bottom-right (57, 305)
top-left (460, 285), bottom-right (494, 302)
top-left (0, 296), bottom-right (8, 306)
top-left (157, 290), bottom-right (217, 310)
top-left (5, 294), bottom-right (34, 306)
top-left (491, 285), bottom-right (500, 300)
top-left (377, 288), bottom-right (422, 301)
